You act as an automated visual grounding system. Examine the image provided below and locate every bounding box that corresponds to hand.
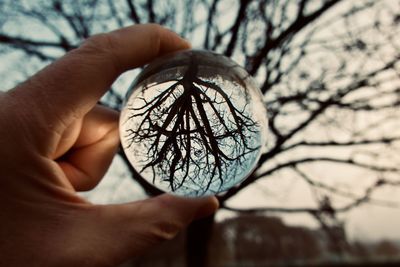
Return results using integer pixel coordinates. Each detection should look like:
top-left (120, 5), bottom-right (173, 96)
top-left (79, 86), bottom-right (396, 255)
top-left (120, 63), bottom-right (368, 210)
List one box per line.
top-left (0, 24), bottom-right (218, 267)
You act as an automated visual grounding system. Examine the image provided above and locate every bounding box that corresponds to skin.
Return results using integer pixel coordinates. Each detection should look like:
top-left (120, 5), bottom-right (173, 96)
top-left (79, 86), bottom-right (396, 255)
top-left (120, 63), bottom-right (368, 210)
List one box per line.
top-left (0, 24), bottom-right (219, 267)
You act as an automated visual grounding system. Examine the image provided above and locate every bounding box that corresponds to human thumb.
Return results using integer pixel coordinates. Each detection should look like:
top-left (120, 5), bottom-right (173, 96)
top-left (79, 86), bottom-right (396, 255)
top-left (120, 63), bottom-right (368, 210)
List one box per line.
top-left (86, 194), bottom-right (219, 265)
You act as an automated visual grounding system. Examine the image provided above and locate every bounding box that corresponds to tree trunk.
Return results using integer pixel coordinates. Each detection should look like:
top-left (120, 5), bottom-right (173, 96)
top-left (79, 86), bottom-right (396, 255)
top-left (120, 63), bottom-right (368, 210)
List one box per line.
top-left (185, 214), bottom-right (215, 267)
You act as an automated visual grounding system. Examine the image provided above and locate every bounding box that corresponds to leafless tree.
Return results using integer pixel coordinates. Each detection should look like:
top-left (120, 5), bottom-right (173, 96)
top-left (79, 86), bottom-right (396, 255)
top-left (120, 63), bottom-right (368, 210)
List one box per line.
top-left (122, 51), bottom-right (260, 196)
top-left (1, 0), bottom-right (399, 266)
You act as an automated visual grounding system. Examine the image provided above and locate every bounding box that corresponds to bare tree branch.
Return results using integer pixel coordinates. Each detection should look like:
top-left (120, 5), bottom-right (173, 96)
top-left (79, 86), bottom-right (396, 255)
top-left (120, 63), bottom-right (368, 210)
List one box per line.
top-left (0, 33), bottom-right (75, 50)
top-left (224, 0), bottom-right (250, 57)
top-left (203, 0), bottom-right (220, 49)
top-left (126, 0), bottom-right (141, 24)
top-left (283, 136), bottom-right (400, 152)
top-left (248, 0), bottom-right (342, 75)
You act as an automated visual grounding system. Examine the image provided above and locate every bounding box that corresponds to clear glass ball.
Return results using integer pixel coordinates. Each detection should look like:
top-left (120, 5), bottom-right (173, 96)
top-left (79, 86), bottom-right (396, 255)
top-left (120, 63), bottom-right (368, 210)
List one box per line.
top-left (120, 50), bottom-right (267, 197)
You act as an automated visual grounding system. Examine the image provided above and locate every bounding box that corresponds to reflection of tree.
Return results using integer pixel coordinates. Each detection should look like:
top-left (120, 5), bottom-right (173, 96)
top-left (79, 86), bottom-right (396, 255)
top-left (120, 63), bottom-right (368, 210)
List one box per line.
top-left (1, 0), bottom-right (400, 266)
top-left (124, 56), bottom-right (259, 194)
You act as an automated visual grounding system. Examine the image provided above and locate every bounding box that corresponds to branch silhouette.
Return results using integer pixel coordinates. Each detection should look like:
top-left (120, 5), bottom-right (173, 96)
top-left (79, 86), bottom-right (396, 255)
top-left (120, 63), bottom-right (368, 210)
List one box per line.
top-left (124, 55), bottom-right (260, 194)
top-left (1, 2), bottom-right (399, 256)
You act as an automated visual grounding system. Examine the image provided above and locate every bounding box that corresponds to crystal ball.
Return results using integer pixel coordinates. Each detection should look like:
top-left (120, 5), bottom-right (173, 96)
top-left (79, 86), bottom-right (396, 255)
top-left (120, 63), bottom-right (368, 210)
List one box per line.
top-left (120, 50), bottom-right (267, 197)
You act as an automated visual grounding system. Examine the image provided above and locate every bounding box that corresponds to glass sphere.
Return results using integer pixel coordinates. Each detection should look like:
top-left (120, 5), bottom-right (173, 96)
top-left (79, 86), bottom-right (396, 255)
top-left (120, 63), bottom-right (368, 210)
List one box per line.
top-left (120, 50), bottom-right (267, 197)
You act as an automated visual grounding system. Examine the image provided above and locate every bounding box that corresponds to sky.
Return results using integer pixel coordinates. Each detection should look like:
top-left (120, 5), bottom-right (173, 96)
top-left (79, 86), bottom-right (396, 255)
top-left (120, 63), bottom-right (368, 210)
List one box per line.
top-left (1, 0), bottom-right (399, 243)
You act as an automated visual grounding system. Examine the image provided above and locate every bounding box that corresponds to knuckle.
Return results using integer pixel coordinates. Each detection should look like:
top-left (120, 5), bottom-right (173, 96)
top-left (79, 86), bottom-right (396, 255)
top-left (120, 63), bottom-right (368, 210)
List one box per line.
top-left (0, 92), bottom-right (35, 141)
top-left (79, 33), bottom-right (120, 71)
top-left (141, 23), bottom-right (163, 49)
top-left (5, 86), bottom-right (66, 155)
top-left (147, 220), bottom-right (183, 242)
top-left (145, 23), bottom-right (164, 34)
top-left (81, 33), bottom-right (116, 54)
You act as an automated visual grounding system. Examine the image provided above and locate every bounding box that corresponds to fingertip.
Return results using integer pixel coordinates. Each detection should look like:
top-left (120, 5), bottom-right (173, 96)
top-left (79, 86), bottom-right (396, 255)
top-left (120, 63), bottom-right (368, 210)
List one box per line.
top-left (95, 23), bottom-right (191, 71)
top-left (93, 193), bottom-right (219, 257)
top-left (155, 194), bottom-right (219, 220)
top-left (155, 24), bottom-right (192, 54)
top-left (166, 28), bottom-right (192, 48)
top-left (193, 196), bottom-right (220, 220)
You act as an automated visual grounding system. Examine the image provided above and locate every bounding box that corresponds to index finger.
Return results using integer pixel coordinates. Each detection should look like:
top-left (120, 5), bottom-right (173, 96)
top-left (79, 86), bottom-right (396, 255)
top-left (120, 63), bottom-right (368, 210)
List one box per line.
top-left (9, 24), bottom-right (190, 128)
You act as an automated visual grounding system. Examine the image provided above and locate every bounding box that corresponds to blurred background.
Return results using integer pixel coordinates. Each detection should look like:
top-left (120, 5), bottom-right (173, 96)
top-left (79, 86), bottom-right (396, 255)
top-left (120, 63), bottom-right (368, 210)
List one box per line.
top-left (0, 0), bottom-right (399, 266)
